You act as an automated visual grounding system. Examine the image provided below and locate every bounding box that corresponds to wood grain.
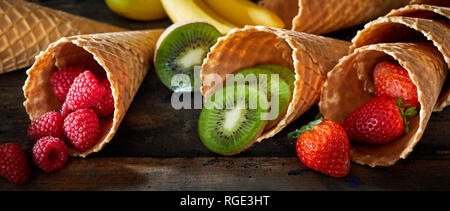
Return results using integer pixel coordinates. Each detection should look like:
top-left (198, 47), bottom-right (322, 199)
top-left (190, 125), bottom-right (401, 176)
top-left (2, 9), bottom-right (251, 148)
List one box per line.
top-left (1, 157), bottom-right (449, 191)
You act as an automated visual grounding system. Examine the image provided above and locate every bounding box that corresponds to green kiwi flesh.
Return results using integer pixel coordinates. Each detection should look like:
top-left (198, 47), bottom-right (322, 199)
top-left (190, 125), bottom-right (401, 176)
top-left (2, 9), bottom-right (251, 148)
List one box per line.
top-left (232, 67), bottom-right (291, 129)
top-left (198, 84), bottom-right (269, 155)
top-left (155, 22), bottom-right (221, 92)
top-left (255, 64), bottom-right (296, 93)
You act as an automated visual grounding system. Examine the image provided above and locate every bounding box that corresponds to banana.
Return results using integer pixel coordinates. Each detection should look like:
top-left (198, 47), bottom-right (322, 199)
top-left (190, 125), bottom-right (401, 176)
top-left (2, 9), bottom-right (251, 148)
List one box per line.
top-left (160, 0), bottom-right (238, 34)
top-left (204, 0), bottom-right (285, 28)
top-left (105, 0), bottom-right (167, 21)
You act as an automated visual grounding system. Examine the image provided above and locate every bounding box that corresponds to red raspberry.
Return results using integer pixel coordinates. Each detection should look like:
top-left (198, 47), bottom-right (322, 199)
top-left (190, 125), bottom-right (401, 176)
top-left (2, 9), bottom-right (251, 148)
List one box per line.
top-left (373, 61), bottom-right (419, 109)
top-left (32, 137), bottom-right (68, 173)
top-left (0, 143), bottom-right (30, 184)
top-left (64, 109), bottom-right (99, 152)
top-left (50, 67), bottom-right (84, 102)
top-left (94, 80), bottom-right (115, 117)
top-left (65, 71), bottom-right (107, 111)
top-left (28, 112), bottom-right (64, 141)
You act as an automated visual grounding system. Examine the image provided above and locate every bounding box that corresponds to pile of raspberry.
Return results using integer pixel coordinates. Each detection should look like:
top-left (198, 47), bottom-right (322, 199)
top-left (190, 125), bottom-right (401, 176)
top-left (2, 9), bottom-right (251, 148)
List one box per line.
top-left (0, 67), bottom-right (114, 184)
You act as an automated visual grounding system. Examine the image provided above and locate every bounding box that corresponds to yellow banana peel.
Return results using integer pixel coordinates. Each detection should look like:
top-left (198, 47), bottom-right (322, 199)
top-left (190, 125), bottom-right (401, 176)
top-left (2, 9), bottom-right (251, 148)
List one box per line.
top-left (204, 0), bottom-right (285, 28)
top-left (161, 0), bottom-right (238, 34)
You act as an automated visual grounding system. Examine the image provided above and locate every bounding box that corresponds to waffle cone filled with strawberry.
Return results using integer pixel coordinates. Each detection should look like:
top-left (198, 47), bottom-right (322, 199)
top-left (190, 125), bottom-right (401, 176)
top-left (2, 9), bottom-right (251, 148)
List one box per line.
top-left (23, 29), bottom-right (164, 157)
top-left (0, 0), bottom-right (125, 74)
top-left (319, 4), bottom-right (450, 167)
top-left (200, 26), bottom-right (350, 154)
top-left (259, 0), bottom-right (450, 35)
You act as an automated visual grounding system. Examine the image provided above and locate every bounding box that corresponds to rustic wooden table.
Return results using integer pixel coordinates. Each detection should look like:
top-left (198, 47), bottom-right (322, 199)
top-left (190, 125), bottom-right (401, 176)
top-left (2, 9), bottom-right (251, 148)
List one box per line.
top-left (0, 0), bottom-right (449, 191)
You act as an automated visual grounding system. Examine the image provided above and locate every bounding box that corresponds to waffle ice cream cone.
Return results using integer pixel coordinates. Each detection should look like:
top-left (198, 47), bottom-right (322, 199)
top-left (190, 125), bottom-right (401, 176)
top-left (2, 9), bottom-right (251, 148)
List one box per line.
top-left (319, 4), bottom-right (450, 167)
top-left (0, 0), bottom-right (125, 74)
top-left (259, 0), bottom-right (410, 34)
top-left (409, 0), bottom-right (450, 7)
top-left (387, 5), bottom-right (450, 112)
top-left (23, 29), bottom-right (164, 157)
top-left (351, 5), bottom-right (450, 111)
top-left (320, 43), bottom-right (447, 167)
top-left (201, 26), bottom-right (350, 144)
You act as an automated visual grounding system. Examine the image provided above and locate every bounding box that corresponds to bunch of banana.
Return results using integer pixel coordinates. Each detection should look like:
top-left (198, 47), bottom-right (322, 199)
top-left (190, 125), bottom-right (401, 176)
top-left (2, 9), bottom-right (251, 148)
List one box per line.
top-left (105, 0), bottom-right (168, 21)
top-left (160, 0), bottom-right (285, 34)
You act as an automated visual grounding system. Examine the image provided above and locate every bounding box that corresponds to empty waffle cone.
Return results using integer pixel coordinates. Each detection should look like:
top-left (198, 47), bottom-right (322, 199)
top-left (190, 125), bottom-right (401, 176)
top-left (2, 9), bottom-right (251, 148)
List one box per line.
top-left (23, 29), bottom-right (164, 157)
top-left (319, 43), bottom-right (447, 167)
top-left (351, 5), bottom-right (450, 111)
top-left (201, 26), bottom-right (350, 144)
top-left (0, 0), bottom-right (125, 74)
top-left (259, 0), bottom-right (410, 34)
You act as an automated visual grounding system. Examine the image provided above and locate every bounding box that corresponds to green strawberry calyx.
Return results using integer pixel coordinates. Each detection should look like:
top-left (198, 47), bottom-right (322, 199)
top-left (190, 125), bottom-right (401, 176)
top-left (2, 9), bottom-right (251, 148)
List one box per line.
top-left (288, 113), bottom-right (324, 139)
top-left (396, 97), bottom-right (418, 134)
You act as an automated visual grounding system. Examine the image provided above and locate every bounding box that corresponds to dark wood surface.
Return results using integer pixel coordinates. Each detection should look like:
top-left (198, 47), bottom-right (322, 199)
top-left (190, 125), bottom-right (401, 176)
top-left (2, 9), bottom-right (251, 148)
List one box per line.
top-left (0, 0), bottom-right (449, 191)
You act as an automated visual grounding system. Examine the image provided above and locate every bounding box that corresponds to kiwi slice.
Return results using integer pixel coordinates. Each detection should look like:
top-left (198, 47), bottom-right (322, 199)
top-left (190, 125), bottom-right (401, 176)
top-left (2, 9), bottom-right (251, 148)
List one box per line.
top-left (231, 67), bottom-right (291, 130)
top-left (155, 21), bottom-right (221, 92)
top-left (198, 84), bottom-right (269, 155)
top-left (255, 64), bottom-right (296, 92)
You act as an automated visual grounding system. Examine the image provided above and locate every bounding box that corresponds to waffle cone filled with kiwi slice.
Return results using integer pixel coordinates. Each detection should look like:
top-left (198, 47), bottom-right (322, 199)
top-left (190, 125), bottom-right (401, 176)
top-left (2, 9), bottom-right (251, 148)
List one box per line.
top-left (0, 0), bottom-right (125, 74)
top-left (23, 29), bottom-right (164, 157)
top-left (199, 26), bottom-right (350, 155)
top-left (319, 4), bottom-right (450, 167)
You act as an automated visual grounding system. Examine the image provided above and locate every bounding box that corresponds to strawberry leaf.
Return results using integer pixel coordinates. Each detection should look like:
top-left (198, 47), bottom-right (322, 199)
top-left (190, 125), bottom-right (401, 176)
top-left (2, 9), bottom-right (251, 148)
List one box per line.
top-left (396, 97), bottom-right (403, 107)
top-left (309, 117), bottom-right (324, 126)
top-left (288, 113), bottom-right (324, 139)
top-left (405, 107), bottom-right (417, 117)
top-left (395, 97), bottom-right (417, 134)
top-left (401, 103), bottom-right (411, 109)
top-left (314, 113), bottom-right (324, 120)
top-left (287, 131), bottom-right (301, 139)
top-left (404, 122), bottom-right (410, 134)
top-left (287, 126), bottom-right (308, 139)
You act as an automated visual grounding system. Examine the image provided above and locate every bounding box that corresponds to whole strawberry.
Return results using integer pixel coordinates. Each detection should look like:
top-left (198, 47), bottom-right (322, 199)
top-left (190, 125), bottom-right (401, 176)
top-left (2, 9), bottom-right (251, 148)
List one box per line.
top-left (0, 143), bottom-right (30, 184)
top-left (33, 137), bottom-right (68, 173)
top-left (64, 109), bottom-right (100, 152)
top-left (288, 115), bottom-right (350, 178)
top-left (65, 71), bottom-right (107, 111)
top-left (28, 111), bottom-right (64, 141)
top-left (50, 67), bottom-right (84, 102)
top-left (343, 96), bottom-right (417, 144)
top-left (373, 61), bottom-right (419, 109)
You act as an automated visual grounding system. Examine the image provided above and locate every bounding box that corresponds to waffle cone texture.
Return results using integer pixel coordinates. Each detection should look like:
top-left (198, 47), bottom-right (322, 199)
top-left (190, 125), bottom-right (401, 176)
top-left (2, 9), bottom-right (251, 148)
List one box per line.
top-left (319, 4), bottom-right (450, 167)
top-left (259, 0), bottom-right (450, 35)
top-left (23, 29), bottom-right (164, 157)
top-left (0, 0), bottom-right (125, 74)
top-left (201, 26), bottom-right (350, 144)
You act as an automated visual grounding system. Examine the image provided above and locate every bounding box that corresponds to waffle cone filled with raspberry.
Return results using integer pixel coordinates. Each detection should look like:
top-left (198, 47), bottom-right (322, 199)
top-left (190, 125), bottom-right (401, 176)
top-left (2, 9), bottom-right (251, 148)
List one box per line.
top-left (319, 4), bottom-right (450, 167)
top-left (23, 29), bottom-right (164, 157)
top-left (201, 26), bottom-right (350, 143)
top-left (0, 0), bottom-right (125, 74)
top-left (259, 0), bottom-right (450, 35)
